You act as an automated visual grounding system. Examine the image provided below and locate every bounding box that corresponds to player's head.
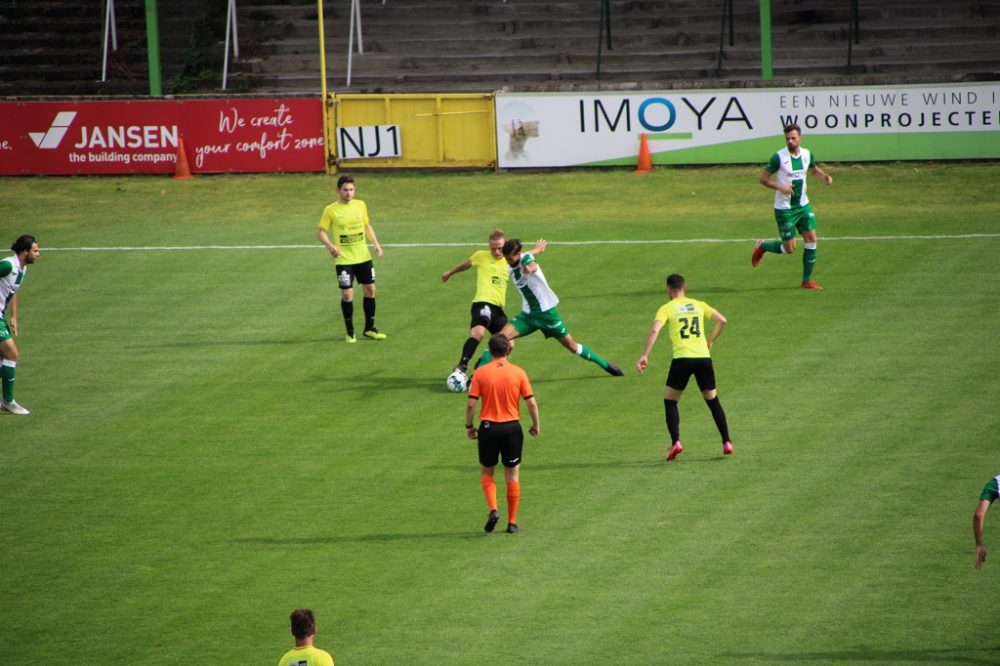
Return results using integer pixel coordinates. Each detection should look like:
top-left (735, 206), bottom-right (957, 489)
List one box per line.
top-left (667, 273), bottom-right (686, 295)
top-left (488, 229), bottom-right (506, 258)
top-left (289, 608), bottom-right (317, 640)
top-left (336, 175), bottom-right (356, 202)
top-left (783, 123), bottom-right (802, 150)
top-left (11, 235), bottom-right (39, 264)
top-left (502, 238), bottom-right (523, 266)
top-left (488, 332), bottom-right (511, 358)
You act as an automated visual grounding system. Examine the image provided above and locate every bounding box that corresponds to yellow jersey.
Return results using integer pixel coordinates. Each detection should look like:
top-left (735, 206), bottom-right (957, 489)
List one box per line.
top-left (654, 297), bottom-right (717, 359)
top-left (318, 199), bottom-right (372, 265)
top-left (278, 644), bottom-right (335, 666)
top-left (469, 249), bottom-right (508, 307)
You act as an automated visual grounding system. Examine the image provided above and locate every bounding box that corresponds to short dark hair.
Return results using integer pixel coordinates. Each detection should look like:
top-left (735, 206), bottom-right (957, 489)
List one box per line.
top-left (336, 174), bottom-right (355, 189)
top-left (501, 238), bottom-right (522, 256)
top-left (289, 608), bottom-right (316, 640)
top-left (783, 123), bottom-right (801, 136)
top-left (11, 235), bottom-right (35, 254)
top-left (667, 274), bottom-right (685, 290)
top-left (488, 333), bottom-right (511, 358)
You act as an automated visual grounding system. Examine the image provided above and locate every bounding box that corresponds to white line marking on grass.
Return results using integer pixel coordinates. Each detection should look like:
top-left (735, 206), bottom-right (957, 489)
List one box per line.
top-left (43, 233), bottom-right (1000, 252)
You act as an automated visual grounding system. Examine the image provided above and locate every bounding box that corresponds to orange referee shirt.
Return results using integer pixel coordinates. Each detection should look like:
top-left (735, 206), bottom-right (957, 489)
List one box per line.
top-left (469, 359), bottom-right (534, 423)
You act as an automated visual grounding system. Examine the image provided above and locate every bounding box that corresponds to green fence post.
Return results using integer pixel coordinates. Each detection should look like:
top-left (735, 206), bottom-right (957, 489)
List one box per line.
top-left (759, 0), bottom-right (773, 81)
top-left (145, 0), bottom-right (163, 96)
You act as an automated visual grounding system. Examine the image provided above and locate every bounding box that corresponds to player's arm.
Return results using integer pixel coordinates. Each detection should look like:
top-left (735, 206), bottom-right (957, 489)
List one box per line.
top-left (317, 227), bottom-right (341, 258)
top-left (441, 259), bottom-right (472, 283)
top-left (365, 223), bottom-right (384, 257)
top-left (974, 499), bottom-right (991, 569)
top-left (707, 310), bottom-right (727, 350)
top-left (528, 239), bottom-right (547, 255)
top-left (809, 164), bottom-right (833, 185)
top-left (465, 396), bottom-right (478, 440)
top-left (636, 319), bottom-right (664, 373)
top-left (760, 170), bottom-right (792, 196)
top-left (760, 153), bottom-right (792, 195)
top-left (520, 254), bottom-right (539, 274)
top-left (525, 395), bottom-right (540, 436)
top-left (7, 293), bottom-right (16, 336)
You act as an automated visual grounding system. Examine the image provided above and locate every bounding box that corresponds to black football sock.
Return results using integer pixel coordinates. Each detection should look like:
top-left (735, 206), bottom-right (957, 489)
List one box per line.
top-left (705, 396), bottom-right (731, 442)
top-left (363, 297), bottom-right (376, 331)
top-left (340, 300), bottom-right (354, 336)
top-left (664, 399), bottom-right (680, 443)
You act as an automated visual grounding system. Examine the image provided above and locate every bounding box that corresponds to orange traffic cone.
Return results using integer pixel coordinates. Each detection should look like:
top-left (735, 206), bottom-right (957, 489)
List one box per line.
top-left (173, 139), bottom-right (193, 180)
top-left (634, 132), bottom-right (652, 173)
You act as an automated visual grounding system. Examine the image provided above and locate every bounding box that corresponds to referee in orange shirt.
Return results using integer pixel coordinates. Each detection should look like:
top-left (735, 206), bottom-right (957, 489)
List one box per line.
top-left (465, 333), bottom-right (540, 534)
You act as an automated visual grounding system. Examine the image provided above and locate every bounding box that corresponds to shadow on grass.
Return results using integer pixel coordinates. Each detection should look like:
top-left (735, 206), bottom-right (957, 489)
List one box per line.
top-left (722, 646), bottom-right (1000, 664)
top-left (232, 532), bottom-right (482, 546)
top-left (433, 458), bottom-right (729, 472)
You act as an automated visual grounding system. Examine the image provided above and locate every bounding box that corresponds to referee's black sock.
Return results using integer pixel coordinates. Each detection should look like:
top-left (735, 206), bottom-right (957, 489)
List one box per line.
top-left (705, 396), bottom-right (731, 442)
top-left (340, 300), bottom-right (354, 336)
top-left (664, 399), bottom-right (680, 443)
top-left (363, 296), bottom-right (376, 331)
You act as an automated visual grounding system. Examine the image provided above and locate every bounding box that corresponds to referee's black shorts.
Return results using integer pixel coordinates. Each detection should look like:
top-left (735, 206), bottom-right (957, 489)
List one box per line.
top-left (666, 357), bottom-right (716, 392)
top-left (477, 420), bottom-right (524, 468)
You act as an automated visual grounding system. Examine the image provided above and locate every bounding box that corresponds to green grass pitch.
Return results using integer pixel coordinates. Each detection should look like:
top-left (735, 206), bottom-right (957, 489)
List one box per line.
top-left (1, 164), bottom-right (999, 664)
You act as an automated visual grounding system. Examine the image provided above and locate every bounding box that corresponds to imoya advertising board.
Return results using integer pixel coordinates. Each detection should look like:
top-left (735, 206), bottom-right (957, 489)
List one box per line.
top-left (495, 83), bottom-right (1000, 167)
top-left (0, 99), bottom-right (324, 175)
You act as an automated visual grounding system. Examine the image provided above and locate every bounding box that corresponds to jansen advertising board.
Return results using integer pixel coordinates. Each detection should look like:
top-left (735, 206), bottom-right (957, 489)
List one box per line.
top-left (495, 82), bottom-right (1000, 167)
top-left (0, 99), bottom-right (324, 175)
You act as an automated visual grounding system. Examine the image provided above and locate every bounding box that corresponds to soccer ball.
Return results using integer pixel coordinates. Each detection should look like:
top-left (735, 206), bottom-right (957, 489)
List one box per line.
top-left (446, 370), bottom-right (469, 393)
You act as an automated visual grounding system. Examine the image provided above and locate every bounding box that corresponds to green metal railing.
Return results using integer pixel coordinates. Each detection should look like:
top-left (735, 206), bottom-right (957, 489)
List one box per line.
top-left (596, 0), bottom-right (612, 80)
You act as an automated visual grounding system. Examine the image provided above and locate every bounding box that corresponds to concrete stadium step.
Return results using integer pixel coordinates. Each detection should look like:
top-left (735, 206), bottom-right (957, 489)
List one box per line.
top-left (234, 0), bottom-right (1000, 93)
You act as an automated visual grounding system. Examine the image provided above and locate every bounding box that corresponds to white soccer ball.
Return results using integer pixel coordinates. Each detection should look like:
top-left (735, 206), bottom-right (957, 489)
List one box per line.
top-left (446, 370), bottom-right (469, 393)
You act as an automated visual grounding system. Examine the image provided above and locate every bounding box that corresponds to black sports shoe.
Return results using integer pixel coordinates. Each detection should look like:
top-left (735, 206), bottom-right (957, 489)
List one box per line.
top-left (605, 362), bottom-right (625, 377)
top-left (505, 523), bottom-right (519, 534)
top-left (484, 510), bottom-right (500, 533)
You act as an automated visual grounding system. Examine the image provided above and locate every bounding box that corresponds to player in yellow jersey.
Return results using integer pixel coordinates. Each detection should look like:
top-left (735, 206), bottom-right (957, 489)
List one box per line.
top-left (441, 230), bottom-right (546, 374)
top-left (636, 274), bottom-right (732, 461)
top-left (317, 175), bottom-right (386, 343)
top-left (277, 608), bottom-right (335, 666)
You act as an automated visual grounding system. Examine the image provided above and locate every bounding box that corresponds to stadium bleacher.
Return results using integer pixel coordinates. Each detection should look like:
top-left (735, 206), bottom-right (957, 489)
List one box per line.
top-left (1, 0), bottom-right (997, 96)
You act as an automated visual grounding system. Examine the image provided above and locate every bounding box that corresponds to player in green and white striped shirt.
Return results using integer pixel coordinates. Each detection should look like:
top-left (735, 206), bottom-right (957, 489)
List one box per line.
top-left (974, 474), bottom-right (999, 569)
top-left (476, 238), bottom-right (623, 377)
top-left (752, 123), bottom-right (833, 291)
top-left (1, 234), bottom-right (40, 415)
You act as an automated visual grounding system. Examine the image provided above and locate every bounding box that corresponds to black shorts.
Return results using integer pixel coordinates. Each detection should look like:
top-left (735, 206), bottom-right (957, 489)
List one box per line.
top-left (477, 420), bottom-right (524, 468)
top-left (469, 302), bottom-right (508, 333)
top-left (666, 357), bottom-right (717, 392)
top-left (336, 260), bottom-right (375, 288)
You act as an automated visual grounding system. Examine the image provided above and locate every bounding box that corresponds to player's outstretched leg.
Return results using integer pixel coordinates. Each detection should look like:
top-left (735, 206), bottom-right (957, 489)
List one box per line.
top-left (571, 342), bottom-right (623, 376)
top-left (753, 239), bottom-right (785, 268)
top-left (475, 349), bottom-right (492, 368)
